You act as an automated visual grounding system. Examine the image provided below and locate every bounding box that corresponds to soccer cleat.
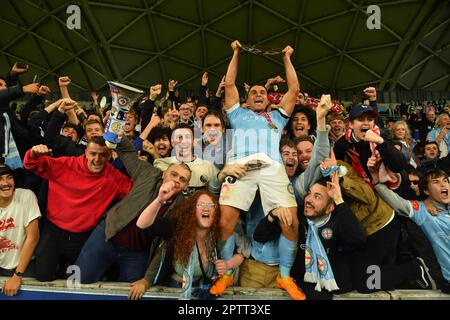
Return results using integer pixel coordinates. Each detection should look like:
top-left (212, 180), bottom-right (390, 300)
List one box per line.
top-left (209, 274), bottom-right (234, 296)
top-left (276, 275), bottom-right (307, 300)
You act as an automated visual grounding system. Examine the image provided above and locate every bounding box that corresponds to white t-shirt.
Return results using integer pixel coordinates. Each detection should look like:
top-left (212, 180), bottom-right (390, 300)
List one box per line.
top-left (0, 189), bottom-right (41, 270)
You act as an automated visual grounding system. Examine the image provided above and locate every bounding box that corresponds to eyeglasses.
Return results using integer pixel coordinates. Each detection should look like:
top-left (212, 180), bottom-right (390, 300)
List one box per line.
top-left (197, 202), bottom-right (216, 210)
top-left (410, 180), bottom-right (419, 185)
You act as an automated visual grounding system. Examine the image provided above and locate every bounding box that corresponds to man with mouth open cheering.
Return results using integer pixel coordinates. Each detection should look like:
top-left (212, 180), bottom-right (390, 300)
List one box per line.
top-left (213, 40), bottom-right (304, 299)
top-left (334, 100), bottom-right (407, 190)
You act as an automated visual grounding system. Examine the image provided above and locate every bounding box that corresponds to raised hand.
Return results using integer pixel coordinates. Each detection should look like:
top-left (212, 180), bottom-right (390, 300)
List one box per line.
top-left (316, 94), bottom-right (332, 120)
top-left (362, 129), bottom-right (384, 144)
top-left (168, 79), bottom-right (178, 91)
top-left (157, 181), bottom-right (177, 202)
top-left (367, 155), bottom-right (381, 175)
top-left (142, 140), bottom-right (158, 157)
top-left (282, 45), bottom-right (294, 58)
top-left (231, 40), bottom-right (242, 53)
top-left (201, 72), bottom-right (209, 86)
top-left (11, 62), bottom-right (29, 76)
top-left (170, 103), bottom-right (179, 121)
top-left (149, 112), bottom-right (161, 129)
top-left (37, 85), bottom-right (51, 96)
top-left (363, 87), bottom-right (377, 101)
top-left (57, 98), bottom-right (76, 113)
top-left (30, 144), bottom-right (52, 157)
top-left (22, 83), bottom-right (40, 94)
top-left (149, 84), bottom-right (162, 100)
top-left (327, 172), bottom-right (344, 205)
top-left (58, 76), bottom-right (71, 88)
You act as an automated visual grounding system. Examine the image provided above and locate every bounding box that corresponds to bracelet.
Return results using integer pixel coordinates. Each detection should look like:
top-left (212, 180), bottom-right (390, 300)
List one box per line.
top-left (14, 271), bottom-right (24, 277)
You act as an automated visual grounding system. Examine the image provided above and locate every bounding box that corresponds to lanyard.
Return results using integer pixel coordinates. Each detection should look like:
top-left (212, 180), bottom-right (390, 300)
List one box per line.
top-left (195, 241), bottom-right (212, 284)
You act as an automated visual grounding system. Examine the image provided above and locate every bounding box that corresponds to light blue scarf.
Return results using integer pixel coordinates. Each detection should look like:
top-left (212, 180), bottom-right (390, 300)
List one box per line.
top-left (180, 246), bottom-right (195, 300)
top-left (3, 113), bottom-right (23, 170)
top-left (304, 215), bottom-right (339, 292)
top-left (179, 240), bottom-right (216, 300)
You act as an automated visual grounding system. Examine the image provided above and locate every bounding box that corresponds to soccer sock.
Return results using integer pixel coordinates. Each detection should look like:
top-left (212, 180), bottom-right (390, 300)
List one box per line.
top-left (218, 233), bottom-right (235, 275)
top-left (279, 234), bottom-right (298, 278)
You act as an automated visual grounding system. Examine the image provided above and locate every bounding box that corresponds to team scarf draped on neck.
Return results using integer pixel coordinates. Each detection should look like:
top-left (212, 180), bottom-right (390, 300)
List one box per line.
top-left (304, 215), bottom-right (339, 292)
top-left (3, 113), bottom-right (23, 170)
top-left (179, 239), bottom-right (215, 300)
top-left (344, 125), bottom-right (400, 190)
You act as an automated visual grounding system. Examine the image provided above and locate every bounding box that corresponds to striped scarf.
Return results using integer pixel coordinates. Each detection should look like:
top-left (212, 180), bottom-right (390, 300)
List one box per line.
top-left (2, 113), bottom-right (23, 169)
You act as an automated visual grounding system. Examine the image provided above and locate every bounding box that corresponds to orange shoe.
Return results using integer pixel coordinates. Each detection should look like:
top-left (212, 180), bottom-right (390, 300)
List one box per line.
top-left (276, 275), bottom-right (306, 300)
top-left (210, 274), bottom-right (234, 296)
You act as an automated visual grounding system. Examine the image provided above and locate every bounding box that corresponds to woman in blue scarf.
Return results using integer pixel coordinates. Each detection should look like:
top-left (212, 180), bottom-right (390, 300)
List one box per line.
top-left (129, 190), bottom-right (244, 299)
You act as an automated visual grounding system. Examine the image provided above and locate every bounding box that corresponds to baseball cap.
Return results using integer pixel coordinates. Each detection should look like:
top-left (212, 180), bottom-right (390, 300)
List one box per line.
top-left (348, 103), bottom-right (378, 120)
top-left (0, 164), bottom-right (13, 177)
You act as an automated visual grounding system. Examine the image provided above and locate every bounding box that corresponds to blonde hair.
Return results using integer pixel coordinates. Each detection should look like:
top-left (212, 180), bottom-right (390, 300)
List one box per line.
top-left (435, 113), bottom-right (450, 129)
top-left (391, 120), bottom-right (412, 145)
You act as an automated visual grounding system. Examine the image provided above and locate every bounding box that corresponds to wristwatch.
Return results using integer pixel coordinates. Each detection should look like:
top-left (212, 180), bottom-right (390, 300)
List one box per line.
top-left (14, 270), bottom-right (24, 277)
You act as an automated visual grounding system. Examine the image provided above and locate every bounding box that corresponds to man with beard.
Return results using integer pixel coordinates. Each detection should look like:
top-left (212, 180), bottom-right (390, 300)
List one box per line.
top-left (253, 171), bottom-right (367, 299)
top-left (239, 129), bottom-right (331, 291)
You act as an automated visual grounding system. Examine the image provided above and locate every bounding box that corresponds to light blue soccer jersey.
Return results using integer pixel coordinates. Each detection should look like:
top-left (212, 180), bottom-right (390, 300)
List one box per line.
top-left (226, 103), bottom-right (289, 163)
top-left (410, 201), bottom-right (450, 281)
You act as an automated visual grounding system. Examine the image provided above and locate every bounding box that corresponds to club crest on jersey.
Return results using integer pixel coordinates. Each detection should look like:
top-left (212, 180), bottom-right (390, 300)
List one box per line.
top-left (321, 228), bottom-right (333, 240)
top-left (410, 200), bottom-right (420, 211)
top-left (287, 183), bottom-right (294, 195)
top-left (200, 175), bottom-right (209, 184)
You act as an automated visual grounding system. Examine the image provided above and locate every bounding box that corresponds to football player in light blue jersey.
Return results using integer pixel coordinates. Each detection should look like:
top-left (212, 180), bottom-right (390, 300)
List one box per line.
top-left (211, 40), bottom-right (307, 300)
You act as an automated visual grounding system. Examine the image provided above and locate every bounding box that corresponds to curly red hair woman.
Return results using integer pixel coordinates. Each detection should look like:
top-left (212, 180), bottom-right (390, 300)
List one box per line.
top-left (172, 190), bottom-right (220, 269)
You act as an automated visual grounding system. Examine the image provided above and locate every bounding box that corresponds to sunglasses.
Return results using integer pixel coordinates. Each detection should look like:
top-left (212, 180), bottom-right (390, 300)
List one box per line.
top-left (410, 180), bottom-right (420, 185)
top-left (197, 202), bottom-right (216, 210)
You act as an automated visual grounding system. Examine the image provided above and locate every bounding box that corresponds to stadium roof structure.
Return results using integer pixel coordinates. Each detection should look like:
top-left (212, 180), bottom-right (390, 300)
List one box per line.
top-left (0, 0), bottom-right (449, 98)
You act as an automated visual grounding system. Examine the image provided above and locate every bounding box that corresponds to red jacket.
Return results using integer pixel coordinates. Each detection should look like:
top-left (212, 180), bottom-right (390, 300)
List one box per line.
top-left (23, 150), bottom-right (133, 233)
